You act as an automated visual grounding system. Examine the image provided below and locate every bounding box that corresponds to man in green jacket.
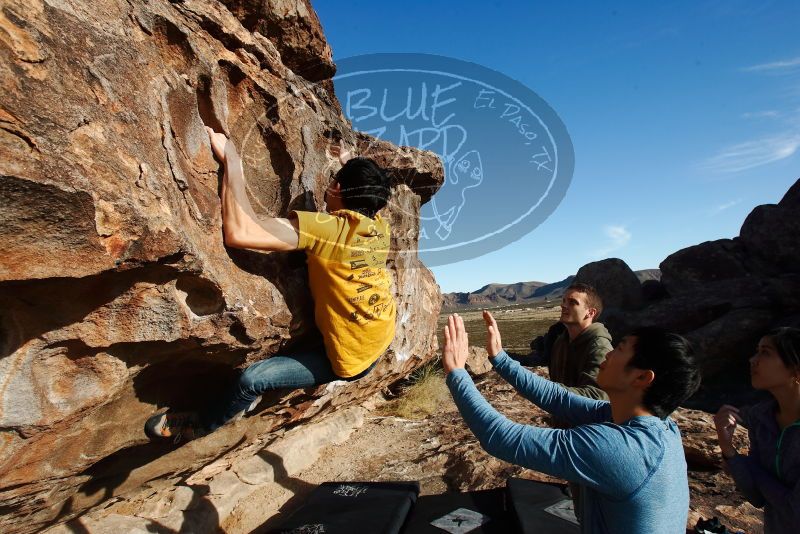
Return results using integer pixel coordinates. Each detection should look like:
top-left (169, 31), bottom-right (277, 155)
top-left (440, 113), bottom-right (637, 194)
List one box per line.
top-left (517, 282), bottom-right (613, 401)
top-left (549, 282), bottom-right (613, 401)
top-left (525, 282), bottom-right (614, 515)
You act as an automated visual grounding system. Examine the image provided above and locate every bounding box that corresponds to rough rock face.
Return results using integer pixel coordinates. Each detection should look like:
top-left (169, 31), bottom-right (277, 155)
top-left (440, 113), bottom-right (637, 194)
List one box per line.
top-left (0, 1), bottom-right (443, 532)
top-left (219, 0), bottom-right (335, 83)
top-left (592, 178), bottom-right (800, 406)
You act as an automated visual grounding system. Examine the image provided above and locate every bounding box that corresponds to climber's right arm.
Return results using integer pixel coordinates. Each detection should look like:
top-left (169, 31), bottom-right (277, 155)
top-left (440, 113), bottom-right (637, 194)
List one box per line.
top-left (207, 127), bottom-right (299, 252)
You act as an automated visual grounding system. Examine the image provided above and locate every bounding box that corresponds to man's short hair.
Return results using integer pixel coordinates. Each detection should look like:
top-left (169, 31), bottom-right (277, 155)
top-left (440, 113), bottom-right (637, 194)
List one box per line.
top-left (566, 282), bottom-right (603, 320)
top-left (627, 327), bottom-right (701, 419)
top-left (335, 157), bottom-right (391, 218)
top-left (766, 327), bottom-right (800, 370)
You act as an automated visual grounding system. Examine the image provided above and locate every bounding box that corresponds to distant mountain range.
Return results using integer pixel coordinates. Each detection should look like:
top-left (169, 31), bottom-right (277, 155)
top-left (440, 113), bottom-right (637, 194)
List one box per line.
top-left (442, 269), bottom-right (661, 310)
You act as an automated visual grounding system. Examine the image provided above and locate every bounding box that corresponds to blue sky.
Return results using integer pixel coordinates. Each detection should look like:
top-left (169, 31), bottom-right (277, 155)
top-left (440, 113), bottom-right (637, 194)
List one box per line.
top-left (314, 0), bottom-right (800, 293)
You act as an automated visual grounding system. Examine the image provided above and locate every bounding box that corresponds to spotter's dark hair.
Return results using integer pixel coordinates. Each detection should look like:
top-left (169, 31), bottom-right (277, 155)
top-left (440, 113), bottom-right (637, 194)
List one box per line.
top-left (626, 327), bottom-right (701, 419)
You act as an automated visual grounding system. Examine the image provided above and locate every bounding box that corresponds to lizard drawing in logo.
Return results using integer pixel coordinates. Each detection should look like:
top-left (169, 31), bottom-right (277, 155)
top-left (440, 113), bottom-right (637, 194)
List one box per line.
top-left (431, 149), bottom-right (484, 240)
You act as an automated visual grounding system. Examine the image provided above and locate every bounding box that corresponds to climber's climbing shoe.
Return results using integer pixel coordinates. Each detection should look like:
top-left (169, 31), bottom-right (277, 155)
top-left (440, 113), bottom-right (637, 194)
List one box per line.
top-left (144, 411), bottom-right (207, 444)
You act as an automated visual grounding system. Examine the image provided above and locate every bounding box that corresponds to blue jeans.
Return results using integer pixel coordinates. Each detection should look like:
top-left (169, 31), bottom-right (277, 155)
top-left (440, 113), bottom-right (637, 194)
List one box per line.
top-left (201, 345), bottom-right (379, 431)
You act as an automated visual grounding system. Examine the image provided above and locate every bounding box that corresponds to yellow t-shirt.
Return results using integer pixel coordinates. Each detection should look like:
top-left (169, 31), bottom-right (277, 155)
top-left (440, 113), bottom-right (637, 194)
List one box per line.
top-left (293, 209), bottom-right (396, 377)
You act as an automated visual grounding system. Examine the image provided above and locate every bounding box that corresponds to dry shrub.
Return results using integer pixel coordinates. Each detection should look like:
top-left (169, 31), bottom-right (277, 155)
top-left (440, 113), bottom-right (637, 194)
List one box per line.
top-left (379, 358), bottom-right (451, 419)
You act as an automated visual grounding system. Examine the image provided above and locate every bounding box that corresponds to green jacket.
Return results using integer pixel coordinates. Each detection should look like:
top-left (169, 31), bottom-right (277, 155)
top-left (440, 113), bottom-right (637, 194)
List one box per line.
top-left (549, 322), bottom-right (612, 401)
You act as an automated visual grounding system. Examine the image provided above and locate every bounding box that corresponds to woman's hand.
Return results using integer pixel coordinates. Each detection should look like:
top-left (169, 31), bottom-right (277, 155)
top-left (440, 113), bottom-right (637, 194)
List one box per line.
top-left (482, 310), bottom-right (503, 358)
top-left (442, 314), bottom-right (469, 374)
top-left (714, 404), bottom-right (742, 458)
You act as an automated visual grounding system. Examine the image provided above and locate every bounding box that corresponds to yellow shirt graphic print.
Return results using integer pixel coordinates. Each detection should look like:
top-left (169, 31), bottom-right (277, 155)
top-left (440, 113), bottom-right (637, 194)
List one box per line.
top-left (294, 209), bottom-right (396, 378)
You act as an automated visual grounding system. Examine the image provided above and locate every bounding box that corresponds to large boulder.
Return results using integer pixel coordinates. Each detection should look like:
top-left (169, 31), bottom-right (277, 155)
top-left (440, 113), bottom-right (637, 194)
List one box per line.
top-left (686, 308), bottom-right (775, 378)
top-left (0, 1), bottom-right (443, 532)
top-left (616, 177), bottom-right (800, 409)
top-left (574, 258), bottom-right (643, 312)
top-left (660, 239), bottom-right (750, 296)
top-left (603, 276), bottom-right (777, 368)
top-left (740, 203), bottom-right (800, 276)
top-left (779, 176), bottom-right (800, 208)
top-left (659, 176), bottom-right (800, 295)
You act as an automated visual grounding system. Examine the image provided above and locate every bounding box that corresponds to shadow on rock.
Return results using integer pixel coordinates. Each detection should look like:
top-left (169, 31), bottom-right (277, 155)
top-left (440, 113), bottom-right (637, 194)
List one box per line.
top-left (250, 449), bottom-right (316, 533)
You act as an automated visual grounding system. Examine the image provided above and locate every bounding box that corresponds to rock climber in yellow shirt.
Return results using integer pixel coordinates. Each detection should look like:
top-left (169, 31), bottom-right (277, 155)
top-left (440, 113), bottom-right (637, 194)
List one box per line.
top-left (146, 127), bottom-right (396, 442)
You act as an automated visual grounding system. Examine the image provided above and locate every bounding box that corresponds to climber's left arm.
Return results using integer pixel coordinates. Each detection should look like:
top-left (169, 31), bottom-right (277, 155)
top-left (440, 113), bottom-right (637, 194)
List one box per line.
top-left (207, 127), bottom-right (299, 252)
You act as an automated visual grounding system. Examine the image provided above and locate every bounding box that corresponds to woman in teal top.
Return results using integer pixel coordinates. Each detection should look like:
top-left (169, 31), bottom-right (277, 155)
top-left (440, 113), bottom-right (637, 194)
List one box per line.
top-left (715, 327), bottom-right (800, 533)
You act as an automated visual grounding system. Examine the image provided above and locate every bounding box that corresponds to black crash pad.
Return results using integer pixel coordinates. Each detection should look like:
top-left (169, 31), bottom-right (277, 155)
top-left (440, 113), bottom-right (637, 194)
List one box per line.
top-left (506, 478), bottom-right (580, 534)
top-left (402, 488), bottom-right (514, 533)
top-left (266, 480), bottom-right (420, 534)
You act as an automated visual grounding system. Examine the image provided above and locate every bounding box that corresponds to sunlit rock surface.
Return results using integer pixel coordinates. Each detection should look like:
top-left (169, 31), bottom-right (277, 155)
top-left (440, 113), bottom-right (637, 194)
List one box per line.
top-left (0, 1), bottom-right (443, 532)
